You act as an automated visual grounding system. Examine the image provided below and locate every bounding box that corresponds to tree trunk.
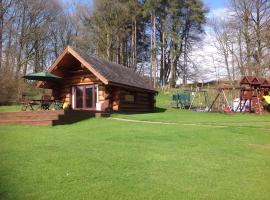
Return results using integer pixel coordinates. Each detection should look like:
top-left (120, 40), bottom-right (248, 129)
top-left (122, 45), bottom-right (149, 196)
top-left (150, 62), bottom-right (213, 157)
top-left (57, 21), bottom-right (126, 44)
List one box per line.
top-left (15, 6), bottom-right (26, 79)
top-left (238, 29), bottom-right (245, 76)
top-left (116, 35), bottom-right (120, 64)
top-left (224, 48), bottom-right (232, 82)
top-left (231, 43), bottom-right (235, 82)
top-left (243, 9), bottom-right (252, 75)
top-left (22, 59), bottom-right (28, 77)
top-left (34, 42), bottom-right (41, 73)
top-left (162, 30), bottom-right (165, 86)
top-left (183, 32), bottom-right (188, 85)
top-left (0, 0), bottom-right (3, 70)
top-left (134, 18), bottom-right (137, 71)
top-left (254, 0), bottom-right (262, 76)
top-left (131, 17), bottom-right (134, 68)
top-left (169, 41), bottom-right (176, 87)
top-left (5, 28), bottom-right (12, 71)
top-left (106, 32), bottom-right (111, 60)
top-left (153, 13), bottom-right (157, 88)
top-left (150, 13), bottom-right (153, 81)
top-left (131, 16), bottom-right (137, 71)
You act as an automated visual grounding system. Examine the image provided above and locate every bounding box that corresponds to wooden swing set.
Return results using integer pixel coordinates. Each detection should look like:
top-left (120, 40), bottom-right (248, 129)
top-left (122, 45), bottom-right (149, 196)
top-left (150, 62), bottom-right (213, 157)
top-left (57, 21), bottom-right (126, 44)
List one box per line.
top-left (208, 86), bottom-right (239, 112)
top-left (208, 76), bottom-right (270, 114)
top-left (188, 87), bottom-right (209, 110)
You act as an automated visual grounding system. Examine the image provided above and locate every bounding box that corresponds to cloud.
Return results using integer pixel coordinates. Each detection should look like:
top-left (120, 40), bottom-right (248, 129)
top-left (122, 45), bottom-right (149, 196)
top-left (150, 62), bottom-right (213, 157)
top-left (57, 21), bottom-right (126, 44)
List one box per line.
top-left (207, 7), bottom-right (230, 19)
top-left (189, 8), bottom-right (233, 82)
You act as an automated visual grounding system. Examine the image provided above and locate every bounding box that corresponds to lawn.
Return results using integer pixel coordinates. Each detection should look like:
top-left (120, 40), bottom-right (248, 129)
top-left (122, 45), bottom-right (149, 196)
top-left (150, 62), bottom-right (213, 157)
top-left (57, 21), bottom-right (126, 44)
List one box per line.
top-left (0, 93), bottom-right (270, 200)
top-left (0, 105), bottom-right (21, 113)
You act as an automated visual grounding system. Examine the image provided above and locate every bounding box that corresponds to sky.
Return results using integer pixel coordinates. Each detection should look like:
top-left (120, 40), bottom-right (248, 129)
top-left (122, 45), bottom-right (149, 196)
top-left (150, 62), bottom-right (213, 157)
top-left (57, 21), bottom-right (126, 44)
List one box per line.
top-left (203, 0), bottom-right (227, 9)
top-left (193, 0), bottom-right (230, 82)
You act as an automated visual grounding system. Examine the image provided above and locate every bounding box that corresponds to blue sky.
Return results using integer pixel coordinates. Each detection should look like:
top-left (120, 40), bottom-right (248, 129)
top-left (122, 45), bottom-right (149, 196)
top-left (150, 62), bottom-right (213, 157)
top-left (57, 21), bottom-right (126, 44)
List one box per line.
top-left (203, 0), bottom-right (227, 9)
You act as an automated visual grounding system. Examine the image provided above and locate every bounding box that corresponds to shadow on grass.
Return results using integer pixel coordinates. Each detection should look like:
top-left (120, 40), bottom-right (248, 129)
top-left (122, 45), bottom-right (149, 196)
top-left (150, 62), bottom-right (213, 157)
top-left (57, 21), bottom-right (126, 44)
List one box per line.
top-left (154, 107), bottom-right (167, 113)
top-left (116, 107), bottom-right (167, 115)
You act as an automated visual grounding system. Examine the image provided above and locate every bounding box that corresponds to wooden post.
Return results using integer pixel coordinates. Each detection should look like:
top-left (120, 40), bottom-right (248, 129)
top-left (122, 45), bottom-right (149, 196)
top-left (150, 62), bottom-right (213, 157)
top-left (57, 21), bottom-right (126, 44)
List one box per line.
top-left (256, 88), bottom-right (262, 114)
top-left (209, 91), bottom-right (221, 112)
top-left (189, 87), bottom-right (198, 110)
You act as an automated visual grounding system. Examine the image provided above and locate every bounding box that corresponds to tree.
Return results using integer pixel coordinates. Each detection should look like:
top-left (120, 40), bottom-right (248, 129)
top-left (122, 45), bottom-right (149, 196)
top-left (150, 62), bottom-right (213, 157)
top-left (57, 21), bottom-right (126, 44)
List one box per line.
top-left (230, 0), bottom-right (270, 76)
top-left (1, 0), bottom-right (208, 92)
top-left (211, 19), bottom-right (234, 82)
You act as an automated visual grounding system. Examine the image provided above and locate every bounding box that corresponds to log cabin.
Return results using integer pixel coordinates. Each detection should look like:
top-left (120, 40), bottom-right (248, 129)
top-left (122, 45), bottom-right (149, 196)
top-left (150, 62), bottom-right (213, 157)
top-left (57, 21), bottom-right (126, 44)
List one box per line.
top-left (38, 46), bottom-right (157, 113)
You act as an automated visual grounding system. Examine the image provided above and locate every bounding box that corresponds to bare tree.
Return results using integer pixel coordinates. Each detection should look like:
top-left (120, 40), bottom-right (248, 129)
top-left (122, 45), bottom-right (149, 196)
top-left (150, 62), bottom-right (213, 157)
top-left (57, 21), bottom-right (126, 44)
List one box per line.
top-left (211, 19), bottom-right (234, 82)
top-left (230, 0), bottom-right (270, 76)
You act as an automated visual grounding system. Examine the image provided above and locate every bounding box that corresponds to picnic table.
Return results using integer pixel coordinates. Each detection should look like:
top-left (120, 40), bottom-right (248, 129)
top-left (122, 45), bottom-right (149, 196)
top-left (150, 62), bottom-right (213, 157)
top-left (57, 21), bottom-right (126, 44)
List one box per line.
top-left (172, 92), bottom-right (191, 109)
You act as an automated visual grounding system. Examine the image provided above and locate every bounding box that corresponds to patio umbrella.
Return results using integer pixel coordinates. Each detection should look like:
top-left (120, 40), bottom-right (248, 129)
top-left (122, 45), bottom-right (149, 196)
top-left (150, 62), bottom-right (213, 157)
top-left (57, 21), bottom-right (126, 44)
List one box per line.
top-left (23, 71), bottom-right (62, 81)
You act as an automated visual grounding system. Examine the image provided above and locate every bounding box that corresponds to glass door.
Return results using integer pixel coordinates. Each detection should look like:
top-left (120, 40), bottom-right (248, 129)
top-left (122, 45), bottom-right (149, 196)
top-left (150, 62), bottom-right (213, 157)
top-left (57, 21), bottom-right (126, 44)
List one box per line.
top-left (75, 86), bottom-right (83, 109)
top-left (74, 85), bottom-right (95, 110)
top-left (85, 85), bottom-right (94, 109)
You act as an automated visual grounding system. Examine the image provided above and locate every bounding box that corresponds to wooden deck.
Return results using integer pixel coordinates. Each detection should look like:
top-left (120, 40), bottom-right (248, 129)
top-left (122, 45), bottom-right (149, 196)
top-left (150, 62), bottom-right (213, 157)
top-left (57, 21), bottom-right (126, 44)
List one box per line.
top-left (0, 110), bottom-right (110, 126)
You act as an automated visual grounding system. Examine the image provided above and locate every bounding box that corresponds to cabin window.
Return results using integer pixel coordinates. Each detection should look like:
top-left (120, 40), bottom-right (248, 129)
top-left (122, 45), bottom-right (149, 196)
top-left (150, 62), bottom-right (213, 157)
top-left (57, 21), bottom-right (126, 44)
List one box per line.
top-left (124, 92), bottom-right (136, 103)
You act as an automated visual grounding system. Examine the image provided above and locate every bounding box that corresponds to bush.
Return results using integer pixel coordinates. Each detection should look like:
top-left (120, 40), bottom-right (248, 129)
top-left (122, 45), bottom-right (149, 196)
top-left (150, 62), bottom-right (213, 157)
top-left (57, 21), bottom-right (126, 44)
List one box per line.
top-left (0, 69), bottom-right (40, 105)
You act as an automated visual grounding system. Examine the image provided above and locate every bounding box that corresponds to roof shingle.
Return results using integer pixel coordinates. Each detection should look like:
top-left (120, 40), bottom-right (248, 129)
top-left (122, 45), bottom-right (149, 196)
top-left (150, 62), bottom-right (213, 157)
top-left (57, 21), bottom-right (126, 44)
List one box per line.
top-left (73, 47), bottom-right (155, 92)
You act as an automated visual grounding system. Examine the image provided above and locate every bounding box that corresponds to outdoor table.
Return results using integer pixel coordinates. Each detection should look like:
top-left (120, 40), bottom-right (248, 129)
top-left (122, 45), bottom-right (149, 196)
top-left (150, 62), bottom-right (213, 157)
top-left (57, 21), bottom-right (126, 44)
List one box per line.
top-left (31, 99), bottom-right (63, 110)
top-left (21, 99), bottom-right (39, 111)
top-left (31, 99), bottom-right (53, 110)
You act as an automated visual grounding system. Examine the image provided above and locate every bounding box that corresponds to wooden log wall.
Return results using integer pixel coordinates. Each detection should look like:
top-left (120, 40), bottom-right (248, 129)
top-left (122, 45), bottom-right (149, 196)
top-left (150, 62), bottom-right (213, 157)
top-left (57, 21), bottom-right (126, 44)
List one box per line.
top-left (110, 87), bottom-right (155, 112)
top-left (51, 69), bottom-right (155, 112)
top-left (53, 71), bottom-right (106, 109)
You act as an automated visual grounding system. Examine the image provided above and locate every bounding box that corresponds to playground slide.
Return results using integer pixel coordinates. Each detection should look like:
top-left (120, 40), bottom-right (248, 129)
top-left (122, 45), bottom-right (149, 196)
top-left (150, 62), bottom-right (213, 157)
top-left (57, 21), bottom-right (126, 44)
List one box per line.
top-left (263, 96), bottom-right (270, 104)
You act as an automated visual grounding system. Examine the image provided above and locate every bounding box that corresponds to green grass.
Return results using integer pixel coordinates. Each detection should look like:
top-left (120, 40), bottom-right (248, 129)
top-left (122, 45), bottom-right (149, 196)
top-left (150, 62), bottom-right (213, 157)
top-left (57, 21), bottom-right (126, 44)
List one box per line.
top-left (0, 105), bottom-right (21, 113)
top-left (0, 93), bottom-right (270, 200)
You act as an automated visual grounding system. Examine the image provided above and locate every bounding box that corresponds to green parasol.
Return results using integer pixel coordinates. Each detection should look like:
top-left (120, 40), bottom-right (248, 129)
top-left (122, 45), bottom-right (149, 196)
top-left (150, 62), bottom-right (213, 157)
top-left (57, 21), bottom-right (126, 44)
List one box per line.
top-left (23, 71), bottom-right (62, 81)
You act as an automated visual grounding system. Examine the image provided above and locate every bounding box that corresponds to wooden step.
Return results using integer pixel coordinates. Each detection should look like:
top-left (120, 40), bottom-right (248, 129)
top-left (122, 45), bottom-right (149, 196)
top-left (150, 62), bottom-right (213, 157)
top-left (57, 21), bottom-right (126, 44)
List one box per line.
top-left (0, 110), bottom-right (64, 117)
top-left (0, 114), bottom-right (60, 121)
top-left (0, 119), bottom-right (53, 126)
top-left (0, 115), bottom-right (59, 121)
top-left (0, 110), bottom-right (110, 126)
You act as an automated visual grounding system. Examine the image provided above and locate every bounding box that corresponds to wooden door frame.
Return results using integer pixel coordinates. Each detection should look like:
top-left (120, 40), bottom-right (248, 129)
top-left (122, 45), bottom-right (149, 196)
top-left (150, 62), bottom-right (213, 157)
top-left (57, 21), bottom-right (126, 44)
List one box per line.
top-left (73, 84), bottom-right (96, 110)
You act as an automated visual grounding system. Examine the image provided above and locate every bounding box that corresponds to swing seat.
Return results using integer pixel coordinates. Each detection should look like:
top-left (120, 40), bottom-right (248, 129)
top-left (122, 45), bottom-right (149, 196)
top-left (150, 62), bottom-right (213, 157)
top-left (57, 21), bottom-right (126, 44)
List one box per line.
top-left (223, 106), bottom-right (231, 113)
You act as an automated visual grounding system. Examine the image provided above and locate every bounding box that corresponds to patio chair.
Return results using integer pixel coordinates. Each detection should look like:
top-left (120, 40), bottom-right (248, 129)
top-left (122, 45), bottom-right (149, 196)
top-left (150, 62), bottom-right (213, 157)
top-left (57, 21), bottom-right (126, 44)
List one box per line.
top-left (53, 100), bottom-right (64, 110)
top-left (20, 95), bottom-right (35, 111)
top-left (41, 95), bottom-right (52, 110)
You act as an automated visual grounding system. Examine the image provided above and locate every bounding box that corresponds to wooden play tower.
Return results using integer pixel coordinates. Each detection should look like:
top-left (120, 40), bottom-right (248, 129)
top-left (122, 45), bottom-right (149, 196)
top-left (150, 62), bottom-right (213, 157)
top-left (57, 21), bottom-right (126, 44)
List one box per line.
top-left (238, 76), bottom-right (270, 113)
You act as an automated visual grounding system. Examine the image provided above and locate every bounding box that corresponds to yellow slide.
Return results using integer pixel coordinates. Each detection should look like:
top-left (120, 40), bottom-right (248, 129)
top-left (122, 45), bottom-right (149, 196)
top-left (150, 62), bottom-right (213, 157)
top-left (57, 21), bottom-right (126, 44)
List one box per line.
top-left (263, 96), bottom-right (270, 104)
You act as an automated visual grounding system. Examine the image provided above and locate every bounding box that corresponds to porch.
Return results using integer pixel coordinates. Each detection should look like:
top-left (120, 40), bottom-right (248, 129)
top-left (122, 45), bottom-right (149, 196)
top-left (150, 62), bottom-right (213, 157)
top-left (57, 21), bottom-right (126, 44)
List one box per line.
top-left (0, 110), bottom-right (110, 126)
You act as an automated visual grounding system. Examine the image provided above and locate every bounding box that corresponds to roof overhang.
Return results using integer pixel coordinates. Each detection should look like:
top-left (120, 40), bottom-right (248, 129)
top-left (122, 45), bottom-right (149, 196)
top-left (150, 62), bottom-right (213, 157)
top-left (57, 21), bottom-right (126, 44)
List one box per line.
top-left (108, 81), bottom-right (158, 93)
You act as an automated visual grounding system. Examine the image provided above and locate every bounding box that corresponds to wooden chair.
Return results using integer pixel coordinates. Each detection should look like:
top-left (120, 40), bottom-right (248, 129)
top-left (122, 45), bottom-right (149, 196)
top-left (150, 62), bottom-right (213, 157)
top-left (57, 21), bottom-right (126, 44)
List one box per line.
top-left (53, 100), bottom-right (64, 110)
top-left (41, 95), bottom-right (52, 110)
top-left (20, 95), bottom-right (35, 111)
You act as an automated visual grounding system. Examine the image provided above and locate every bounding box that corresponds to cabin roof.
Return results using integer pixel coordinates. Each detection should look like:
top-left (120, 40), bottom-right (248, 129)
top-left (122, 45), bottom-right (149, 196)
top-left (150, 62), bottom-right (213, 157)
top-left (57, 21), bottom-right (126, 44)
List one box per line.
top-left (48, 46), bottom-right (155, 92)
top-left (73, 47), bottom-right (155, 92)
